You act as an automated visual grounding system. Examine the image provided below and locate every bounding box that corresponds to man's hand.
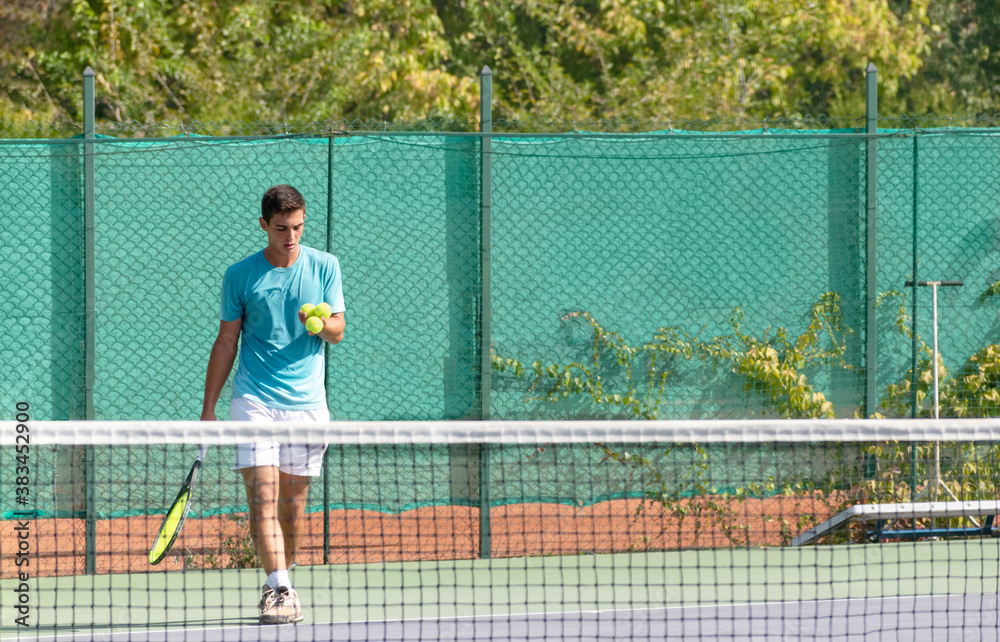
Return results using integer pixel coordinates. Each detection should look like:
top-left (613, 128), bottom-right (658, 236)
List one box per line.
top-left (300, 310), bottom-right (344, 344)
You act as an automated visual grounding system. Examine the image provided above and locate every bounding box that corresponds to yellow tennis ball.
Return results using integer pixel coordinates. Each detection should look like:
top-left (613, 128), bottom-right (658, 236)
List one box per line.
top-left (312, 303), bottom-right (333, 319)
top-left (305, 316), bottom-right (324, 334)
top-left (300, 303), bottom-right (315, 316)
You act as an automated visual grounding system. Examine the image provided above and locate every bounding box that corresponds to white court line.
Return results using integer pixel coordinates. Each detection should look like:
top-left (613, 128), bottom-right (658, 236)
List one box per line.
top-left (12, 592), bottom-right (996, 640)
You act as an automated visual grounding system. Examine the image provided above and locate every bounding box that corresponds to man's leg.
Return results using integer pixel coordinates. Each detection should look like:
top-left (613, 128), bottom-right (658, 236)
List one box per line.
top-left (243, 465), bottom-right (303, 624)
top-left (277, 472), bottom-right (312, 567)
top-left (241, 465), bottom-right (286, 574)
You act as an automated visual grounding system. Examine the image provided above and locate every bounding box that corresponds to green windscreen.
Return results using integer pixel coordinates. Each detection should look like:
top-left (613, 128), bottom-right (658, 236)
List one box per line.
top-left (4, 128), bottom-right (1000, 519)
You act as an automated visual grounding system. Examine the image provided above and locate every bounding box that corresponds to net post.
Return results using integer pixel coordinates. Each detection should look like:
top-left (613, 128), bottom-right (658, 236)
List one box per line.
top-left (864, 63), bottom-right (878, 418)
top-left (478, 65), bottom-right (493, 559)
top-left (82, 66), bottom-right (98, 575)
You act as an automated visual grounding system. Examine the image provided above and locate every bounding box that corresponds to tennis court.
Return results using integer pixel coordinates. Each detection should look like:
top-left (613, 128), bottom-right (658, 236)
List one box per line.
top-left (3, 419), bottom-right (1000, 641)
top-left (3, 541), bottom-right (998, 641)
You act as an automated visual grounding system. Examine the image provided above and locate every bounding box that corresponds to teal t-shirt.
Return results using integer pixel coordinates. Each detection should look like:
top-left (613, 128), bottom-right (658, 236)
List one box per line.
top-left (219, 246), bottom-right (345, 410)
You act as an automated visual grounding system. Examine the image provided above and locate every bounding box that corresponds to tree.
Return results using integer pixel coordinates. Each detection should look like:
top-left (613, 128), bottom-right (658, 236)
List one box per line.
top-left (2, 0), bottom-right (477, 125)
top-left (0, 0), bottom-right (72, 121)
top-left (892, 0), bottom-right (1000, 115)
top-left (440, 0), bottom-right (935, 122)
top-left (3, 0), bottom-right (999, 129)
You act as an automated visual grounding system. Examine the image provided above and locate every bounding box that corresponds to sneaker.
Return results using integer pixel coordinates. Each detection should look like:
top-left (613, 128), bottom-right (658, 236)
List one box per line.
top-left (258, 584), bottom-right (274, 611)
top-left (284, 588), bottom-right (304, 623)
top-left (259, 586), bottom-right (303, 624)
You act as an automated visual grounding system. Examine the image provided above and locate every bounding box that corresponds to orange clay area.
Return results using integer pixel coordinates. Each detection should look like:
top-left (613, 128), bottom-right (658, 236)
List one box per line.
top-left (0, 496), bottom-right (841, 578)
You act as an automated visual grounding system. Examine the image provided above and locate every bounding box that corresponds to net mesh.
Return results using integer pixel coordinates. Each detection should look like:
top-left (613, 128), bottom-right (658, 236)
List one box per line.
top-left (2, 419), bottom-right (1000, 639)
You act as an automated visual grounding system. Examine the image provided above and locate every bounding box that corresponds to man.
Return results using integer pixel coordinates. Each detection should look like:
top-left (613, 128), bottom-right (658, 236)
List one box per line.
top-left (201, 184), bottom-right (345, 624)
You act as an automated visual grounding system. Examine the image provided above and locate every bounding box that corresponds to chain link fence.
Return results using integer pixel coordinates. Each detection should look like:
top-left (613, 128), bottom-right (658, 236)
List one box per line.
top-left (489, 130), bottom-right (870, 420)
top-left (4, 121), bottom-right (1000, 423)
top-left (6, 116), bottom-right (1000, 572)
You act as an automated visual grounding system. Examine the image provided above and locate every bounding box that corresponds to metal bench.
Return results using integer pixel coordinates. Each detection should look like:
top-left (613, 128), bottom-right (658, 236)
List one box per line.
top-left (791, 500), bottom-right (1000, 546)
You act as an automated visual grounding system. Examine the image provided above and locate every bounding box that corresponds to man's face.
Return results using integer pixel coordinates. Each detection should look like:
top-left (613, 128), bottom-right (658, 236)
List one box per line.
top-left (260, 209), bottom-right (305, 259)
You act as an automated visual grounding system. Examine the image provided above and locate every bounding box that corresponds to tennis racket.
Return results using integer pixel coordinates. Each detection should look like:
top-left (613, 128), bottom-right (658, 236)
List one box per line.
top-left (148, 445), bottom-right (208, 565)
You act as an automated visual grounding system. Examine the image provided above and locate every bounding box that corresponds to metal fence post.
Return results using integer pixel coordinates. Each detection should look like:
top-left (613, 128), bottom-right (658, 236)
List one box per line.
top-left (910, 134), bottom-right (920, 420)
top-left (478, 65), bottom-right (493, 559)
top-left (323, 134), bottom-right (334, 565)
top-left (83, 66), bottom-right (97, 575)
top-left (910, 133), bottom-right (920, 499)
top-left (865, 63), bottom-right (878, 418)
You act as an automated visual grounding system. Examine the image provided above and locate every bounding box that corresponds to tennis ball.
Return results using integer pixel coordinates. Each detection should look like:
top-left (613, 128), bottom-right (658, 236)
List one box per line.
top-left (312, 303), bottom-right (333, 319)
top-left (300, 303), bottom-right (315, 316)
top-left (305, 316), bottom-right (324, 334)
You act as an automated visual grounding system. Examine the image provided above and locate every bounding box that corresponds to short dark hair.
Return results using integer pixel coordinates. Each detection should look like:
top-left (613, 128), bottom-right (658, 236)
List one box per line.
top-left (261, 185), bottom-right (306, 223)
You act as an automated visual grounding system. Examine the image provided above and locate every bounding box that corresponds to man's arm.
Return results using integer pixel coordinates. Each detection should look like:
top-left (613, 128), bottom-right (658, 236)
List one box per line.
top-left (318, 312), bottom-right (345, 345)
top-left (201, 318), bottom-right (242, 420)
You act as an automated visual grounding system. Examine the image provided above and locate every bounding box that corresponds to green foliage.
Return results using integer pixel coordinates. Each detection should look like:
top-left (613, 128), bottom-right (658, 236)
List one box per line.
top-left (707, 295), bottom-right (853, 418)
top-left (878, 345), bottom-right (1000, 419)
top-left (980, 281), bottom-right (1000, 303)
top-left (852, 438), bottom-right (1000, 535)
top-left (601, 444), bottom-right (741, 548)
top-left (493, 292), bottom-right (854, 419)
top-left (550, 285), bottom-right (1000, 546)
top-left (2, 0), bottom-right (477, 124)
top-left (184, 513), bottom-right (260, 570)
top-left (5, 0), bottom-right (1000, 127)
top-left (872, 287), bottom-right (1000, 420)
top-left (598, 440), bottom-right (863, 548)
top-left (440, 0), bottom-right (933, 121)
top-left (597, 437), bottom-right (1000, 548)
top-left (893, 0), bottom-right (1000, 115)
top-left (494, 309), bottom-right (672, 419)
top-left (496, 285), bottom-right (1000, 421)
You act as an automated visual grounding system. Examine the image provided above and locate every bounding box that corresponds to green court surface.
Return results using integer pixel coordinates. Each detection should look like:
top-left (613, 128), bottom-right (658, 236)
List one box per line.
top-left (2, 539), bottom-right (999, 637)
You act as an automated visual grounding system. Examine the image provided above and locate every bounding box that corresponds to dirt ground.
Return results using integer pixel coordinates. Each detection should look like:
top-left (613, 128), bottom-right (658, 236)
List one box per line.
top-left (0, 495), bottom-right (839, 578)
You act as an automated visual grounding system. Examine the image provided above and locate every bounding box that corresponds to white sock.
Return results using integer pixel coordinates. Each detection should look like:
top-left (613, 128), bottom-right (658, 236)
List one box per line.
top-left (266, 570), bottom-right (292, 590)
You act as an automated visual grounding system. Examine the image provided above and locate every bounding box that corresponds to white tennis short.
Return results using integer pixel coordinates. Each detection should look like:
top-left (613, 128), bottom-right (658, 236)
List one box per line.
top-left (230, 396), bottom-right (329, 477)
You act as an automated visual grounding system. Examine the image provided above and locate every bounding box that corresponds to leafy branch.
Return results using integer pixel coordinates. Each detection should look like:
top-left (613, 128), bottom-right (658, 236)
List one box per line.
top-left (495, 289), bottom-right (1000, 547)
top-left (493, 292), bottom-right (855, 419)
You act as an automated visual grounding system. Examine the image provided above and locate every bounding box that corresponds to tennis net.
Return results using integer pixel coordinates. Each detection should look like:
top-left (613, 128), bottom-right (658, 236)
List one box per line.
top-left (3, 419), bottom-right (1000, 641)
